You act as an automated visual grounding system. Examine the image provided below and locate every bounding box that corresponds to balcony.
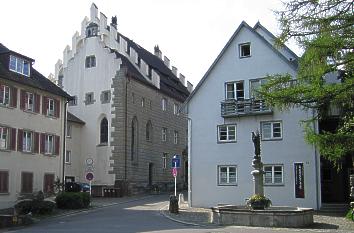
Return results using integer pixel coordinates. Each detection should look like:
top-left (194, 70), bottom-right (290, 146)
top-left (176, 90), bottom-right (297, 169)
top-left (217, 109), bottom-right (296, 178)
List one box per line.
top-left (221, 99), bottom-right (272, 117)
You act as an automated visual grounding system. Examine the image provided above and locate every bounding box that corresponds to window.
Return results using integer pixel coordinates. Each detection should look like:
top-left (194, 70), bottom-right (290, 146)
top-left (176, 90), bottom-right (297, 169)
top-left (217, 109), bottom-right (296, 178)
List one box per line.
top-left (85, 92), bottom-right (94, 105)
top-left (0, 85), bottom-right (10, 106)
top-left (162, 128), bottom-right (167, 142)
top-left (0, 127), bottom-right (8, 150)
top-left (68, 96), bottom-right (77, 106)
top-left (162, 98), bottom-right (167, 111)
top-left (131, 117), bottom-right (138, 161)
top-left (9, 55), bottom-right (30, 76)
top-left (174, 131), bottom-right (178, 144)
top-left (101, 91), bottom-right (110, 104)
top-left (225, 81), bottom-right (244, 100)
top-left (65, 150), bottom-right (71, 164)
top-left (25, 92), bottom-right (34, 111)
top-left (218, 125), bottom-right (236, 142)
top-left (0, 171), bottom-right (9, 193)
top-left (218, 165), bottom-right (237, 185)
top-left (162, 153), bottom-right (167, 169)
top-left (146, 121), bottom-right (152, 142)
top-left (43, 174), bottom-right (55, 194)
top-left (85, 56), bottom-right (96, 68)
top-left (173, 103), bottom-right (179, 115)
top-left (261, 121), bottom-right (282, 140)
top-left (47, 98), bottom-right (55, 117)
top-left (250, 78), bottom-right (267, 99)
top-left (239, 43), bottom-right (251, 58)
top-left (21, 172), bottom-right (33, 193)
top-left (264, 165), bottom-right (284, 185)
top-left (100, 118), bottom-right (108, 144)
top-left (66, 124), bottom-right (72, 137)
top-left (141, 98), bottom-right (145, 107)
top-left (23, 131), bottom-right (33, 152)
top-left (132, 93), bottom-right (135, 104)
top-left (45, 134), bottom-right (54, 154)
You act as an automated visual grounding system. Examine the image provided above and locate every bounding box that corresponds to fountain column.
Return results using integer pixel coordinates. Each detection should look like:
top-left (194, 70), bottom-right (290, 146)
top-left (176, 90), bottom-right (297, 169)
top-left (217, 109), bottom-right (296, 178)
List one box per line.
top-left (251, 131), bottom-right (264, 196)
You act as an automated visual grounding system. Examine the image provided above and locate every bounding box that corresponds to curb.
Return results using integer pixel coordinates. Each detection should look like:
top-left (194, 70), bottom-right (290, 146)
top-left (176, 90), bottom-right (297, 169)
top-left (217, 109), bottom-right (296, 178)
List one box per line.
top-left (159, 204), bottom-right (208, 227)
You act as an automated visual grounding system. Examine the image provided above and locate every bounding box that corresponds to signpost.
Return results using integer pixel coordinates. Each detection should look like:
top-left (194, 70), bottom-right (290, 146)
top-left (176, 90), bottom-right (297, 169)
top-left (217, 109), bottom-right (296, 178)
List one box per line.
top-left (171, 155), bottom-right (180, 196)
top-left (85, 158), bottom-right (94, 196)
top-left (86, 172), bottom-right (94, 196)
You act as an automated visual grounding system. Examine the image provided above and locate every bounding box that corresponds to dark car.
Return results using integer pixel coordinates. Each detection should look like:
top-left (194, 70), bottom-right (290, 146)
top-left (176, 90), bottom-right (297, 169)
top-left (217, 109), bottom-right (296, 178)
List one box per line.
top-left (79, 183), bottom-right (90, 192)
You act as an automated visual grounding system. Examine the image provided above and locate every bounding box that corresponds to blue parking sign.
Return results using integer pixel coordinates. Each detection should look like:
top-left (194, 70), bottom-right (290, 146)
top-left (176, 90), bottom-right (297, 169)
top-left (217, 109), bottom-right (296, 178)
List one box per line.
top-left (171, 155), bottom-right (181, 168)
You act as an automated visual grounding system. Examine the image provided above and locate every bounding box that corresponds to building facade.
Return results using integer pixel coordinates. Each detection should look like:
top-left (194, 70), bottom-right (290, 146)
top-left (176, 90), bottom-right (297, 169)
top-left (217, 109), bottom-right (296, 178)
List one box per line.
top-left (0, 43), bottom-right (70, 209)
top-left (55, 4), bottom-right (191, 196)
top-left (185, 22), bottom-right (322, 209)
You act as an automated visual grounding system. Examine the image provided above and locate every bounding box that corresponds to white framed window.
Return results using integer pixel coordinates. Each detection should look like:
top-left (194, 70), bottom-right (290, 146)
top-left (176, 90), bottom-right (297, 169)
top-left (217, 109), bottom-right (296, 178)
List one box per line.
top-left (264, 165), bottom-right (284, 185)
top-left (174, 131), bottom-right (178, 144)
top-left (69, 96), bottom-right (77, 106)
top-left (162, 128), bottom-right (167, 142)
top-left (23, 131), bottom-right (33, 152)
top-left (162, 98), bottom-right (167, 111)
top-left (218, 125), bottom-right (236, 142)
top-left (225, 81), bottom-right (244, 100)
top-left (162, 153), bottom-right (167, 169)
top-left (85, 92), bottom-right (94, 105)
top-left (250, 78), bottom-right (267, 99)
top-left (0, 85), bottom-right (10, 106)
top-left (0, 127), bottom-right (8, 150)
top-left (9, 55), bottom-right (30, 76)
top-left (65, 150), bottom-right (71, 164)
top-left (101, 91), bottom-right (110, 104)
top-left (45, 134), bottom-right (54, 155)
top-left (25, 92), bottom-right (34, 111)
top-left (66, 124), bottom-right (72, 138)
top-left (239, 43), bottom-right (251, 58)
top-left (261, 121), bottom-right (282, 140)
top-left (173, 103), bottom-right (179, 115)
top-left (47, 98), bottom-right (55, 116)
top-left (85, 56), bottom-right (96, 68)
top-left (218, 165), bottom-right (237, 185)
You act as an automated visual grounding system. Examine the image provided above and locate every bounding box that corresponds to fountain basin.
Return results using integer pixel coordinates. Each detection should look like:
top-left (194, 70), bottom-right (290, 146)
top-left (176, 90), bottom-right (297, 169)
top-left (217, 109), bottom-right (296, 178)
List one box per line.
top-left (211, 205), bottom-right (314, 227)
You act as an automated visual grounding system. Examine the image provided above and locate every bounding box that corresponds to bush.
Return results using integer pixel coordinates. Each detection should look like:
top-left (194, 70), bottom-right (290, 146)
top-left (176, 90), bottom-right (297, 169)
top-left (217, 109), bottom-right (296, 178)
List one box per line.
top-left (246, 194), bottom-right (272, 210)
top-left (15, 199), bottom-right (55, 215)
top-left (55, 192), bottom-right (90, 209)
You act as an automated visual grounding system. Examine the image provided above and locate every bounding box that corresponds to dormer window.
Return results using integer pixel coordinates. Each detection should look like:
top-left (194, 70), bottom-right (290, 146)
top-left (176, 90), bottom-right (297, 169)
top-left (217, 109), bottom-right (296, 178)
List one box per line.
top-left (9, 55), bottom-right (30, 76)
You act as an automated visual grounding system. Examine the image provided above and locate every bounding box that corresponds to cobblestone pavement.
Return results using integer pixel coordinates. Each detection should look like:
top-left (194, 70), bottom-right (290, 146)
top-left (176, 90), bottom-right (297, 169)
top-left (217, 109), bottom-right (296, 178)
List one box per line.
top-left (162, 202), bottom-right (354, 232)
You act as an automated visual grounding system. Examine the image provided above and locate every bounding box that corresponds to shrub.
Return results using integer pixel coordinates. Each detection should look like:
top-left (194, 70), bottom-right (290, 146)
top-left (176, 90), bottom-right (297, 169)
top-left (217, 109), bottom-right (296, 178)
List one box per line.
top-left (246, 194), bottom-right (272, 209)
top-left (55, 192), bottom-right (90, 209)
top-left (14, 199), bottom-right (55, 215)
top-left (15, 199), bottom-right (33, 215)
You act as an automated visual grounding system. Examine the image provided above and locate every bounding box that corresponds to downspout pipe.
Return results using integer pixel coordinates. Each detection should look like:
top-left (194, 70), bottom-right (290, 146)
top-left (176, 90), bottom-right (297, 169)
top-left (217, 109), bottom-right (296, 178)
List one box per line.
top-left (62, 100), bottom-right (69, 185)
top-left (313, 109), bottom-right (320, 210)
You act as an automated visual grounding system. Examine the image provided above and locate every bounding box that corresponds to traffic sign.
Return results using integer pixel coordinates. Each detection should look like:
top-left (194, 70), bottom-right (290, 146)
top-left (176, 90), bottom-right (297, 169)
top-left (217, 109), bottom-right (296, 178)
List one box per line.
top-left (172, 167), bottom-right (177, 177)
top-left (86, 172), bottom-right (94, 181)
top-left (86, 158), bottom-right (94, 165)
top-left (171, 155), bottom-right (181, 168)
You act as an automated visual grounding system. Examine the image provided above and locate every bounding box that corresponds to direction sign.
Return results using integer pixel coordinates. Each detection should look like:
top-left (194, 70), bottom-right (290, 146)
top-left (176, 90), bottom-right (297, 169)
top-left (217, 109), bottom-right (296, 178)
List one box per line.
top-left (172, 167), bottom-right (177, 177)
top-left (171, 155), bottom-right (181, 168)
top-left (86, 172), bottom-right (94, 181)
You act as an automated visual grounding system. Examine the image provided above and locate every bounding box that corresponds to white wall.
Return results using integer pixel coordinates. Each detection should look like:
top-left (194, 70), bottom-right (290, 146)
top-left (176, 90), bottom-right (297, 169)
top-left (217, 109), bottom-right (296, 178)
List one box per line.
top-left (188, 26), bottom-right (320, 209)
top-left (62, 37), bottom-right (120, 186)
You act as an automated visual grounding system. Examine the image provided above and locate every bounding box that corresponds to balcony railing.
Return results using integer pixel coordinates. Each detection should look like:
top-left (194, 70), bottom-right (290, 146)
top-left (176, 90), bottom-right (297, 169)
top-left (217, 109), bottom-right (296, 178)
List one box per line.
top-left (221, 99), bottom-right (272, 117)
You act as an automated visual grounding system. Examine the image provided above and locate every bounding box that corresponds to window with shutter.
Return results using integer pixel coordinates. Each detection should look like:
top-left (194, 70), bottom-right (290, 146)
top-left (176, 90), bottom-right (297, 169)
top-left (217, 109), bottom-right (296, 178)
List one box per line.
top-left (10, 87), bottom-right (17, 108)
top-left (54, 136), bottom-right (60, 155)
top-left (20, 90), bottom-right (26, 110)
top-left (0, 171), bottom-right (9, 193)
top-left (17, 129), bottom-right (23, 151)
top-left (0, 85), bottom-right (10, 106)
top-left (33, 132), bottom-right (39, 153)
top-left (0, 127), bottom-right (8, 150)
top-left (10, 128), bottom-right (16, 151)
top-left (21, 172), bottom-right (33, 193)
top-left (34, 94), bottom-right (40, 113)
top-left (43, 174), bottom-right (55, 193)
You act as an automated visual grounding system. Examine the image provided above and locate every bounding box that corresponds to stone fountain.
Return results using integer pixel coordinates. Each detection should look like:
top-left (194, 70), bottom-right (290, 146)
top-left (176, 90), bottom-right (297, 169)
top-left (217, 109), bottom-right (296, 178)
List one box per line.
top-left (210, 131), bottom-right (314, 228)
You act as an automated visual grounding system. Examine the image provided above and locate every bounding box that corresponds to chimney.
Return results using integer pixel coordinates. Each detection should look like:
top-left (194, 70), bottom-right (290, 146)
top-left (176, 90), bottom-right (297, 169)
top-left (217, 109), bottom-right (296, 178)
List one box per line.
top-left (111, 16), bottom-right (117, 29)
top-left (179, 73), bottom-right (186, 86)
top-left (154, 45), bottom-right (162, 59)
top-left (163, 56), bottom-right (170, 68)
top-left (187, 81), bottom-right (193, 93)
top-left (172, 66), bottom-right (178, 76)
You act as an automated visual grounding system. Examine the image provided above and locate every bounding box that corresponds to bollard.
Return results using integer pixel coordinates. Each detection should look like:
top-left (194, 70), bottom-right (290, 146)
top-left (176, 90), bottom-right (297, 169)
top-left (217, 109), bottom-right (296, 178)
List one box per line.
top-left (178, 193), bottom-right (184, 205)
top-left (169, 195), bottom-right (179, 214)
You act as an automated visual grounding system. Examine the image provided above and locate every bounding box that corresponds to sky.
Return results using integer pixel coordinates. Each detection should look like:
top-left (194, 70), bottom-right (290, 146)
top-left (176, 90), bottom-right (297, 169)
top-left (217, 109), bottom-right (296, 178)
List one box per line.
top-left (0, 0), bottom-right (300, 86)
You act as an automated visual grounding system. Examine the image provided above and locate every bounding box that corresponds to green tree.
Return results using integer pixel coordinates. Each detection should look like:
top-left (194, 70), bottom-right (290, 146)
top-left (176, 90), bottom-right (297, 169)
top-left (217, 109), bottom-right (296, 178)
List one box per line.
top-left (258, 0), bottom-right (354, 165)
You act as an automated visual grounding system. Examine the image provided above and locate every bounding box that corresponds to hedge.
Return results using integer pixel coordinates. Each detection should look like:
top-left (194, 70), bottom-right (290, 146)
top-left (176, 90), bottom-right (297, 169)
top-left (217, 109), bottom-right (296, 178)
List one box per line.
top-left (55, 192), bottom-right (90, 209)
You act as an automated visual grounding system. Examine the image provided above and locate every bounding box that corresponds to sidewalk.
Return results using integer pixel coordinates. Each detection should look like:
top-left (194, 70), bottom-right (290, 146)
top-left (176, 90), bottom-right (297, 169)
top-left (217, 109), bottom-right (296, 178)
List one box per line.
top-left (162, 201), bottom-right (354, 232)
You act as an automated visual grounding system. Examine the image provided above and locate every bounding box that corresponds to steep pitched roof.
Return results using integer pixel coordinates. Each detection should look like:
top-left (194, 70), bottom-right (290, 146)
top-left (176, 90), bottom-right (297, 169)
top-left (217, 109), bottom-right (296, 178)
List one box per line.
top-left (0, 43), bottom-right (71, 99)
top-left (67, 112), bottom-right (85, 124)
top-left (184, 21), bottom-right (298, 106)
top-left (117, 33), bottom-right (190, 102)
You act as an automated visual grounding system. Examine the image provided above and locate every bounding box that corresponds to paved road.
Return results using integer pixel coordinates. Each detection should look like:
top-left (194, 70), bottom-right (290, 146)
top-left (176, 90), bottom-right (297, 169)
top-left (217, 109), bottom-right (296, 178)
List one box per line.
top-left (2, 195), bottom-right (350, 233)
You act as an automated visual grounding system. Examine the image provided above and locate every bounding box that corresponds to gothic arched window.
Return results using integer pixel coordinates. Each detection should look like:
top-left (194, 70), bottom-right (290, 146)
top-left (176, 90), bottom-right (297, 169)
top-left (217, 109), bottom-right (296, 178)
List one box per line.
top-left (131, 117), bottom-right (138, 161)
top-left (146, 120), bottom-right (152, 142)
top-left (100, 118), bottom-right (108, 144)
